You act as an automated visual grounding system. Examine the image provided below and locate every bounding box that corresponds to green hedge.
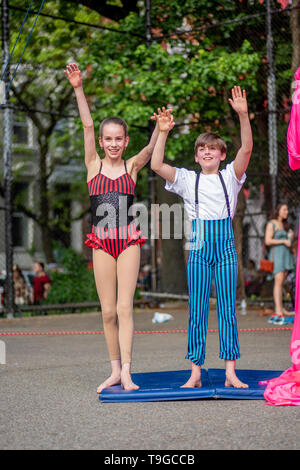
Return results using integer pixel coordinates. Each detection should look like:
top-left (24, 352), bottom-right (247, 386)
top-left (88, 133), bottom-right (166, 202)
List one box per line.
top-left (45, 248), bottom-right (98, 304)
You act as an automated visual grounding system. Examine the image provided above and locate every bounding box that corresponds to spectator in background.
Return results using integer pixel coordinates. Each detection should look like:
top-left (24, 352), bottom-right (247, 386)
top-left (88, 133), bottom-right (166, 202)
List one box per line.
top-left (137, 265), bottom-right (151, 291)
top-left (264, 203), bottom-right (294, 324)
top-left (13, 264), bottom-right (30, 305)
top-left (32, 261), bottom-right (51, 304)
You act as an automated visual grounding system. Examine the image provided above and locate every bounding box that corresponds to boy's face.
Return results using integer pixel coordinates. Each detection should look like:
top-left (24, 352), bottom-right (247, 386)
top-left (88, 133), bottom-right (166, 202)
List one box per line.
top-left (99, 123), bottom-right (129, 160)
top-left (195, 144), bottom-right (226, 173)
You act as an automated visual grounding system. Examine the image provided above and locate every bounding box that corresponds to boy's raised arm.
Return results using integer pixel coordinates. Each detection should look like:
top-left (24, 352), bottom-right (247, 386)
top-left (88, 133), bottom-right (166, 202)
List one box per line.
top-left (128, 107), bottom-right (175, 175)
top-left (150, 108), bottom-right (176, 183)
top-left (64, 63), bottom-right (98, 169)
top-left (229, 86), bottom-right (253, 181)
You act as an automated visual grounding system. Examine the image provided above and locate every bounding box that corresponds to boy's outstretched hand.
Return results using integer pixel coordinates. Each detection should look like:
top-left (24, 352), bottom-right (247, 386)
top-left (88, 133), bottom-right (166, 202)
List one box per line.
top-left (228, 86), bottom-right (248, 115)
top-left (151, 107), bottom-right (175, 132)
top-left (64, 63), bottom-right (82, 88)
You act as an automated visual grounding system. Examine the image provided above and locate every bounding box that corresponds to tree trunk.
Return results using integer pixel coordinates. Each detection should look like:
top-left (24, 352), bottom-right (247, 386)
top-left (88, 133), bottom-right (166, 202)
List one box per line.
top-left (41, 225), bottom-right (55, 263)
top-left (39, 140), bottom-right (54, 263)
top-left (156, 176), bottom-right (187, 294)
top-left (233, 190), bottom-right (246, 300)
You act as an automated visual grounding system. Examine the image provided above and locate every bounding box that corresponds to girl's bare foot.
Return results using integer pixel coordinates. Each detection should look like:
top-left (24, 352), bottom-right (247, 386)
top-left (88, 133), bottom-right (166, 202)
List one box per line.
top-left (181, 362), bottom-right (202, 388)
top-left (121, 363), bottom-right (139, 391)
top-left (97, 359), bottom-right (122, 394)
top-left (121, 375), bottom-right (139, 391)
top-left (97, 374), bottom-right (121, 394)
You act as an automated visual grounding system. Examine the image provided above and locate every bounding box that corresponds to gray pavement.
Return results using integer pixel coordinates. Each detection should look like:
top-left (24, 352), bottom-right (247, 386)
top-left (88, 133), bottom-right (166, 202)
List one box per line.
top-left (0, 303), bottom-right (299, 450)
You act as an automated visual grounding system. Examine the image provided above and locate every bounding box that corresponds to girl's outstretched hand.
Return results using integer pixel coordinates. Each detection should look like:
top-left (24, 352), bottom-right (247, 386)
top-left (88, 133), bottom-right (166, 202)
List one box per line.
top-left (64, 63), bottom-right (82, 88)
top-left (228, 86), bottom-right (248, 115)
top-left (151, 107), bottom-right (175, 132)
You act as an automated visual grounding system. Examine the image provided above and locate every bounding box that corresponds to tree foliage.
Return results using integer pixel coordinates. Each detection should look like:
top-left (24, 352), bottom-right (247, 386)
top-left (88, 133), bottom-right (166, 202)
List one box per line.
top-left (2, 0), bottom-right (298, 265)
top-left (75, 0), bottom-right (297, 204)
top-left (2, 1), bottom-right (99, 259)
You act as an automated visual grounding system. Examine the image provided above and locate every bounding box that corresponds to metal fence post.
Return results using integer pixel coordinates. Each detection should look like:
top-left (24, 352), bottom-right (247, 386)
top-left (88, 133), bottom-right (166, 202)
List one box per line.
top-left (266, 0), bottom-right (278, 210)
top-left (2, 0), bottom-right (15, 318)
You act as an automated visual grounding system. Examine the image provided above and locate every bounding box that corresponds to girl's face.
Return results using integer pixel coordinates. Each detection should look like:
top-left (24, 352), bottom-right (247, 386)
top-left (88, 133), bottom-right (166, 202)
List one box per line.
top-left (99, 123), bottom-right (129, 160)
top-left (278, 204), bottom-right (288, 220)
top-left (195, 144), bottom-right (226, 174)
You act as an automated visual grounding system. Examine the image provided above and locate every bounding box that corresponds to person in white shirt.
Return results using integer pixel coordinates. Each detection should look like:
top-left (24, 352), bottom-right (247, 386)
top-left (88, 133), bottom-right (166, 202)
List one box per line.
top-left (151, 86), bottom-right (252, 389)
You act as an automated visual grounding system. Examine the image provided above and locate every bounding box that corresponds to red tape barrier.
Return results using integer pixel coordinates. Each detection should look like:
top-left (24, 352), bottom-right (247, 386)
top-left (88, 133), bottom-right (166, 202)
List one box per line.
top-left (0, 327), bottom-right (292, 336)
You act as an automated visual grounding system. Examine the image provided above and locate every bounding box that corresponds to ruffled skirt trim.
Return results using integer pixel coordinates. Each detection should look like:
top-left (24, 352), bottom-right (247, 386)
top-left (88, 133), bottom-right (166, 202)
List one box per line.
top-left (85, 229), bottom-right (146, 255)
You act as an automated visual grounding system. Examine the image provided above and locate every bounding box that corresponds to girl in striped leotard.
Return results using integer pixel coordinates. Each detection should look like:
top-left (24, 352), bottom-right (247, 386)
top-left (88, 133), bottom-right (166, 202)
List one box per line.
top-left (65, 63), bottom-right (172, 393)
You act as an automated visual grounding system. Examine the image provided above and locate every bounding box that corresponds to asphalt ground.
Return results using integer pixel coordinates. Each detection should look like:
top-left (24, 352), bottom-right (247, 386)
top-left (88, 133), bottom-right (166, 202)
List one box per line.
top-left (0, 302), bottom-right (299, 451)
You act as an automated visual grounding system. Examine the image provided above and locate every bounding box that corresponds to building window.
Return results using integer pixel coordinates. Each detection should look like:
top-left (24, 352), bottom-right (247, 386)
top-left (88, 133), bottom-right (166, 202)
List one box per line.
top-left (13, 112), bottom-right (28, 145)
top-left (12, 182), bottom-right (29, 248)
top-left (52, 119), bottom-right (71, 153)
top-left (12, 213), bottom-right (28, 248)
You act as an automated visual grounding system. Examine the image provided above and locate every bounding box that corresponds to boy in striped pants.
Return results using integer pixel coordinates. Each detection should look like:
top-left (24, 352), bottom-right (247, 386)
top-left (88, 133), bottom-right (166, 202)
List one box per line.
top-left (151, 87), bottom-right (252, 388)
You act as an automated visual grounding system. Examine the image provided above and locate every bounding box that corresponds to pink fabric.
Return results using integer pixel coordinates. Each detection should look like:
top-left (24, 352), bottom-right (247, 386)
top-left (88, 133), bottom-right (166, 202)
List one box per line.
top-left (260, 67), bottom-right (300, 406)
top-left (287, 68), bottom-right (300, 170)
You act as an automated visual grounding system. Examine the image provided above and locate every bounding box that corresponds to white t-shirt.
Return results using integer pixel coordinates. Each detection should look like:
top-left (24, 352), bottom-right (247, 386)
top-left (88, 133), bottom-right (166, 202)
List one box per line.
top-left (165, 161), bottom-right (246, 221)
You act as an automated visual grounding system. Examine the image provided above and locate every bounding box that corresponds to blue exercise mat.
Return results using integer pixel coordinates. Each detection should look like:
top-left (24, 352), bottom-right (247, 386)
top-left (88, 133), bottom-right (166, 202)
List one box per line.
top-left (99, 369), bottom-right (283, 403)
top-left (100, 369), bottom-right (215, 403)
top-left (207, 368), bottom-right (283, 400)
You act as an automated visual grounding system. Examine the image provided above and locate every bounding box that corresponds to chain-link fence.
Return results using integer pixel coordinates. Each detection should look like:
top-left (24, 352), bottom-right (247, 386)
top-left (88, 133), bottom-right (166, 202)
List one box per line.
top-left (0, 1), bottom-right (299, 314)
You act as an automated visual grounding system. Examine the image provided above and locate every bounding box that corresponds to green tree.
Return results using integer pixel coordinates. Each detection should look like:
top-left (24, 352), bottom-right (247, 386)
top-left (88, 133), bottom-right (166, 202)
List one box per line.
top-left (2, 1), bottom-right (102, 261)
top-left (77, 4), bottom-right (261, 293)
top-left (3, 0), bottom-right (297, 294)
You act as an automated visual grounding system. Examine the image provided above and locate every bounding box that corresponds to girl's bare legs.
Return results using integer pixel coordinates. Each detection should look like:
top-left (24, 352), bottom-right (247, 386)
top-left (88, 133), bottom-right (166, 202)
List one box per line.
top-left (181, 362), bottom-right (202, 388)
top-left (93, 249), bottom-right (122, 394)
top-left (225, 360), bottom-right (248, 388)
top-left (273, 271), bottom-right (287, 315)
top-left (117, 245), bottom-right (141, 390)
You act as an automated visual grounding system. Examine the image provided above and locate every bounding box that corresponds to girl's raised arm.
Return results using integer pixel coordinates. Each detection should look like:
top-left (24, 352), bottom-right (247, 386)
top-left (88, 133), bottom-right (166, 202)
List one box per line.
top-left (127, 107), bottom-right (174, 178)
top-left (64, 63), bottom-right (99, 170)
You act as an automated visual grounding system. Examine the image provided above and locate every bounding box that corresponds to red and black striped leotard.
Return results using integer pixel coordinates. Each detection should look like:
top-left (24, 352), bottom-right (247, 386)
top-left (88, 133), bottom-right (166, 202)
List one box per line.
top-left (85, 160), bottom-right (146, 258)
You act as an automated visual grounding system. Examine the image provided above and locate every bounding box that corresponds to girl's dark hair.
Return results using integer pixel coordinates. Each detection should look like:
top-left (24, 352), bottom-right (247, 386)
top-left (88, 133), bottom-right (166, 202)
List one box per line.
top-left (194, 132), bottom-right (227, 154)
top-left (13, 264), bottom-right (25, 279)
top-left (99, 117), bottom-right (128, 138)
top-left (270, 202), bottom-right (290, 231)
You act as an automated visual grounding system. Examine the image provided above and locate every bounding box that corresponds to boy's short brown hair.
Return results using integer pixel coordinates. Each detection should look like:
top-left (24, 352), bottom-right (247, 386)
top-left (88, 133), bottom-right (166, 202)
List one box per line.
top-left (194, 132), bottom-right (227, 154)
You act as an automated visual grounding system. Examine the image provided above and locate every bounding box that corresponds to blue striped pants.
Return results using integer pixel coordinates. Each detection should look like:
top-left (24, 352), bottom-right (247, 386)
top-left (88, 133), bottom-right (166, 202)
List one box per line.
top-left (186, 217), bottom-right (240, 366)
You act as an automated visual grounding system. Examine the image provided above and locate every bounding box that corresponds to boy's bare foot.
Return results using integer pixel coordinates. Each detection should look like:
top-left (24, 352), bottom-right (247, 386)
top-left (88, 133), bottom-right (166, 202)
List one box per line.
top-left (97, 374), bottom-right (121, 394)
top-left (225, 359), bottom-right (248, 388)
top-left (181, 362), bottom-right (202, 388)
top-left (225, 372), bottom-right (248, 389)
top-left (181, 377), bottom-right (202, 388)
